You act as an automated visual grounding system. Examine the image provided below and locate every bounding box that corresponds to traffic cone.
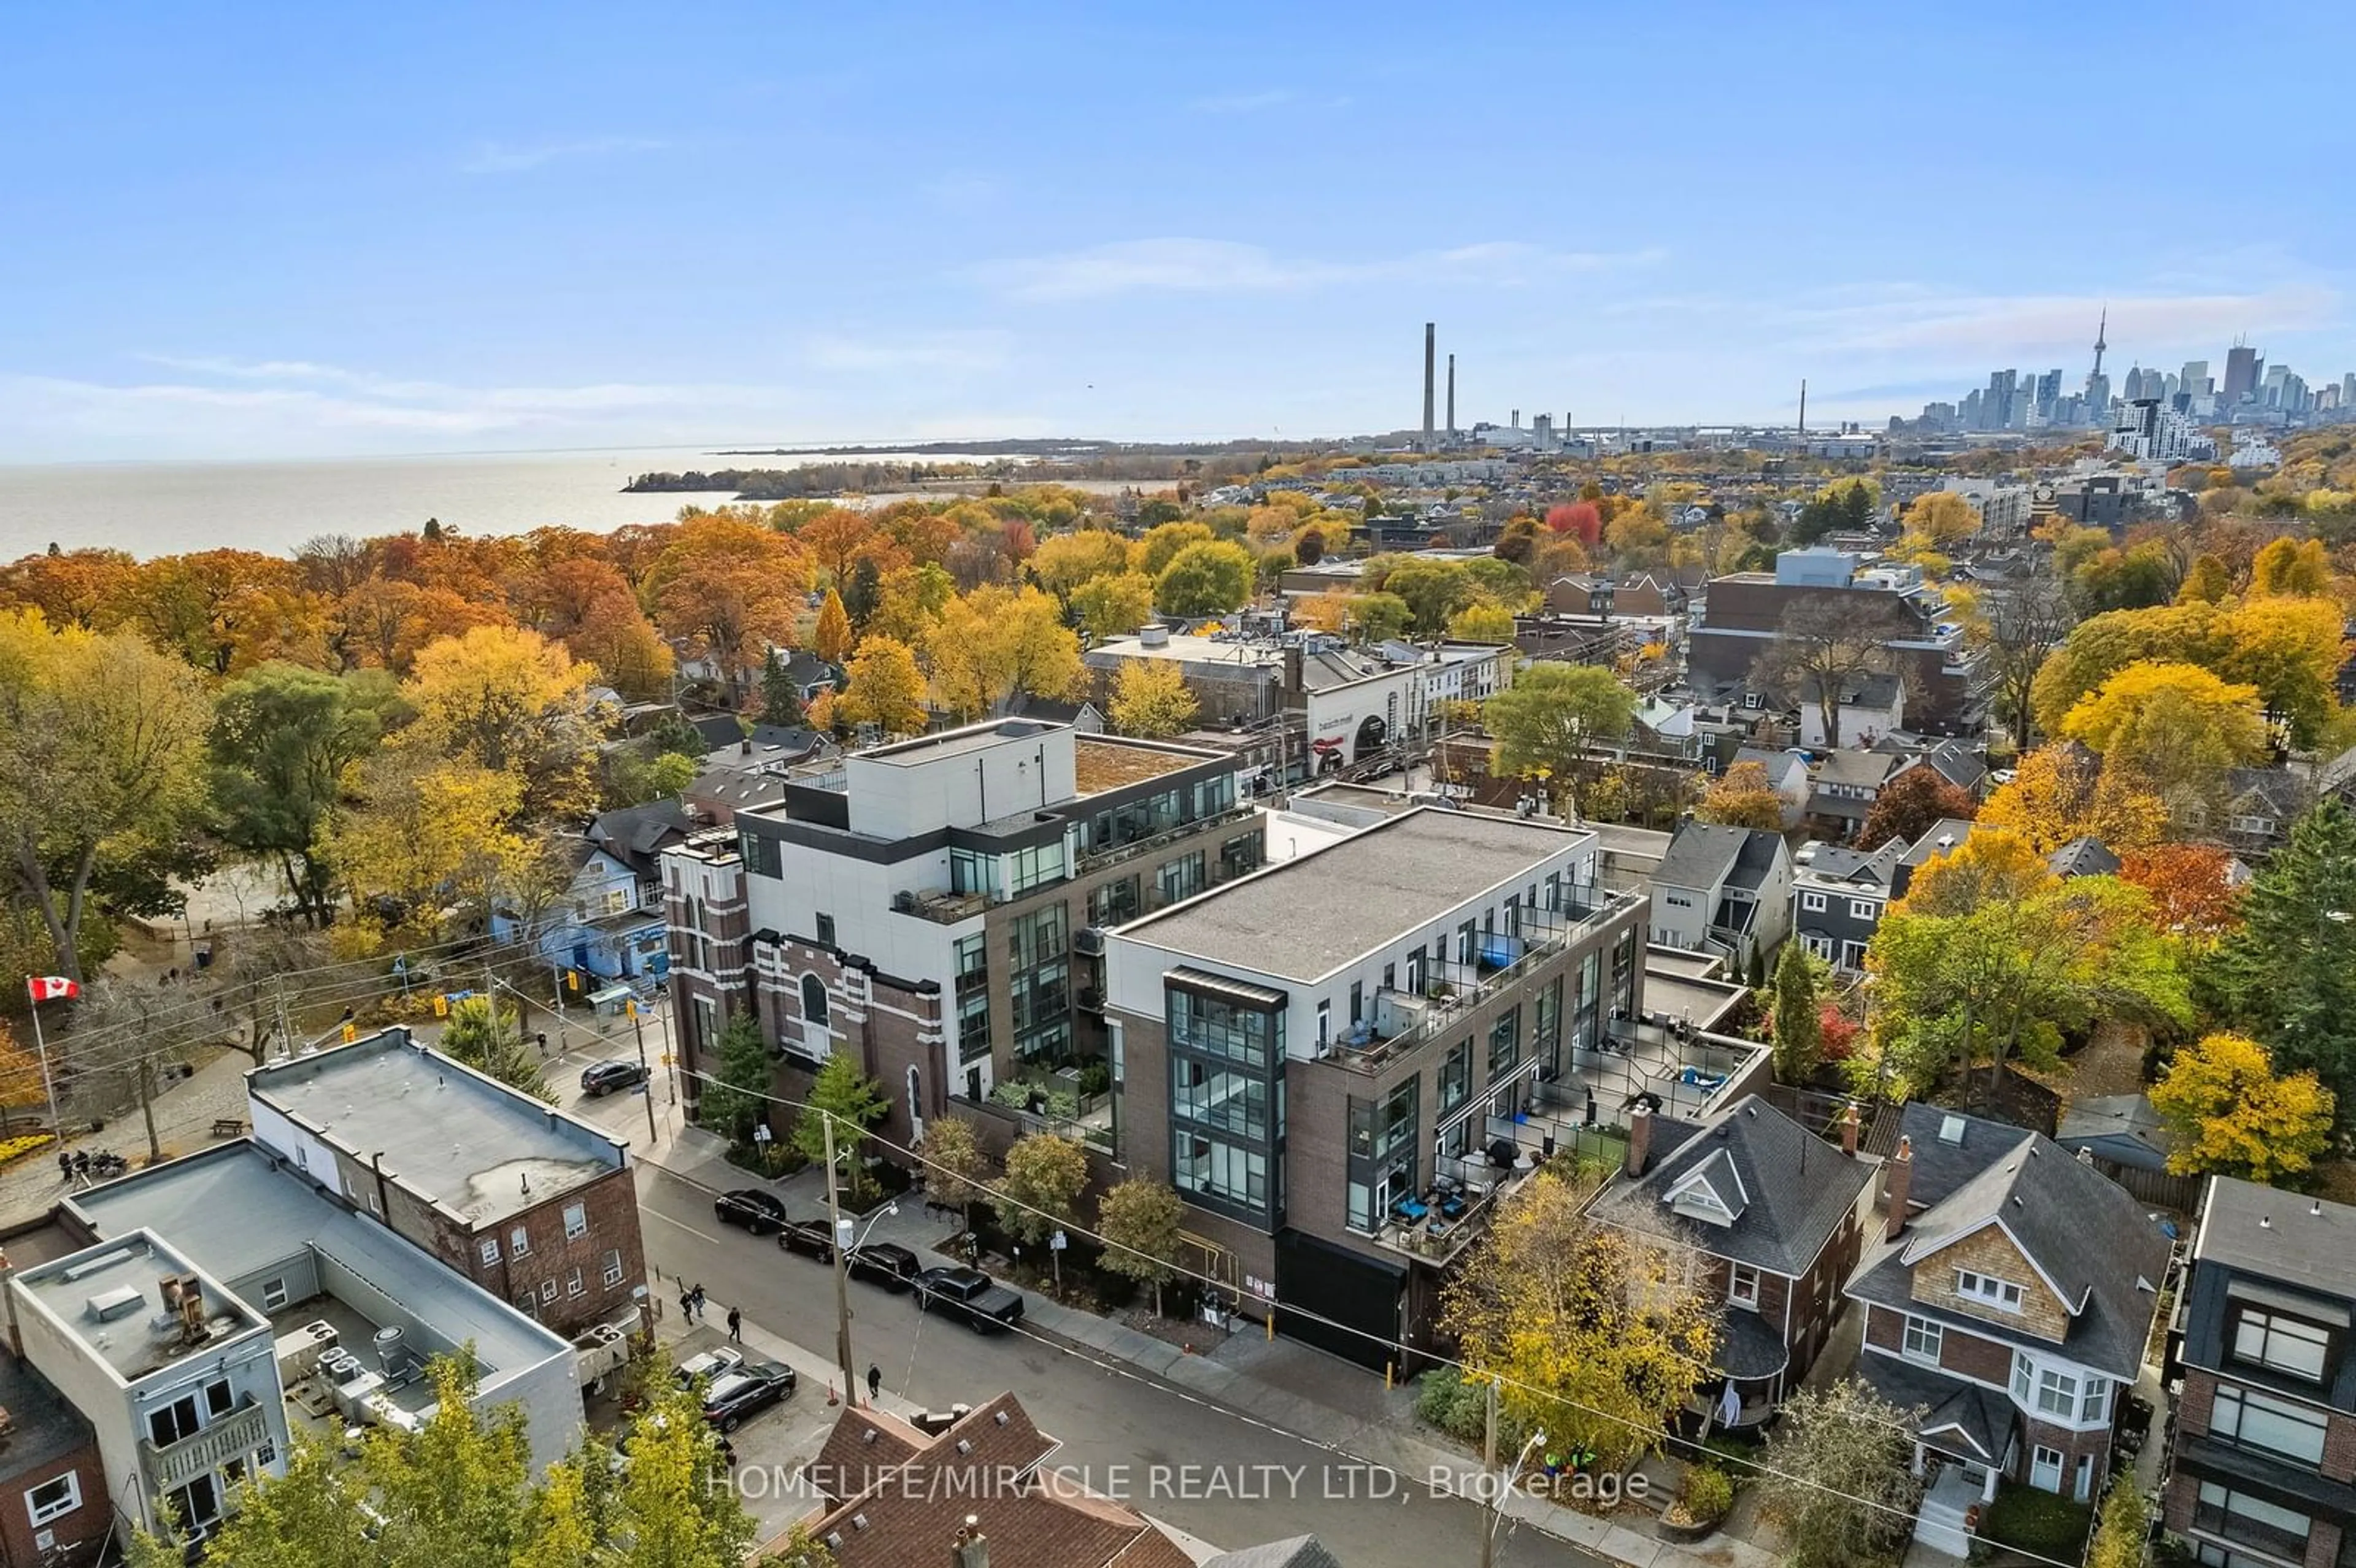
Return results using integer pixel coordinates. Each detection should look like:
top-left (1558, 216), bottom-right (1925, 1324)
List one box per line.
top-left (826, 1381), bottom-right (839, 1407)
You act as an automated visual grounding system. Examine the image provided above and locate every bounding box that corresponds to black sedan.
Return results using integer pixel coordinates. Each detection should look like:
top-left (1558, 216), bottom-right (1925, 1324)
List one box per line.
top-left (777, 1218), bottom-right (837, 1262)
top-left (849, 1242), bottom-right (921, 1291)
top-left (580, 1059), bottom-right (650, 1097)
top-left (714, 1189), bottom-right (788, 1235)
top-left (700, 1362), bottom-right (796, 1431)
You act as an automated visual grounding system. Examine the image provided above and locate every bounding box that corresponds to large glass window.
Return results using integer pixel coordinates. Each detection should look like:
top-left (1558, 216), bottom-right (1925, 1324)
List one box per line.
top-left (950, 847), bottom-right (998, 899)
top-left (1172, 1061), bottom-right (1269, 1137)
top-left (1167, 988), bottom-right (1277, 1069)
top-left (1157, 851), bottom-right (1207, 906)
top-left (2232, 1307), bottom-right (2332, 1382)
top-left (2035, 1366), bottom-right (2078, 1419)
top-left (2195, 1482), bottom-right (2312, 1561)
top-left (1439, 1042), bottom-right (1471, 1113)
top-left (1488, 1008), bottom-right (1521, 1078)
top-left (1008, 905), bottom-right (1066, 970)
top-left (1006, 840), bottom-right (1067, 896)
top-left (1176, 1137), bottom-right (1267, 1210)
top-left (1219, 832), bottom-right (1261, 880)
top-left (1087, 876), bottom-right (1141, 927)
top-left (2212, 1382), bottom-right (2329, 1467)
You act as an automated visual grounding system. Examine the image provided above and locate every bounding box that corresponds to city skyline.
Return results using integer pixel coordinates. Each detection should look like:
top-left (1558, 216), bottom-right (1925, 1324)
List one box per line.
top-left (3, 2), bottom-right (2354, 462)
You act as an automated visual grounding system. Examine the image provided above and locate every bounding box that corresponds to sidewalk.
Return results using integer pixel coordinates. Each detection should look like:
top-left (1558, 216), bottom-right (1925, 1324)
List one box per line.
top-left (633, 1121), bottom-right (1785, 1568)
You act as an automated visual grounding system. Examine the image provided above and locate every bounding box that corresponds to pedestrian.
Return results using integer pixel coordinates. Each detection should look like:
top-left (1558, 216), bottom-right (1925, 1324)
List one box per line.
top-left (58, 1150), bottom-right (72, 1184)
top-left (726, 1305), bottom-right (742, 1343)
top-left (679, 1289), bottom-right (693, 1323)
top-left (691, 1282), bottom-right (706, 1319)
top-left (71, 1150), bottom-right (89, 1183)
top-left (866, 1364), bottom-right (882, 1404)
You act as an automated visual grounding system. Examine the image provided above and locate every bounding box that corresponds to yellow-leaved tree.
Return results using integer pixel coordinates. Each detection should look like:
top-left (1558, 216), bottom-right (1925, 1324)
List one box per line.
top-left (925, 585), bottom-right (1083, 720)
top-left (832, 636), bottom-right (929, 737)
top-left (328, 754), bottom-right (539, 940)
top-left (1445, 602), bottom-right (1519, 643)
top-left (1068, 571), bottom-right (1157, 640)
top-left (399, 624), bottom-right (602, 821)
top-left (2059, 660), bottom-right (2268, 836)
top-left (812, 587), bottom-right (853, 663)
top-left (1977, 745), bottom-right (2167, 855)
top-left (1108, 661), bottom-right (1199, 739)
top-left (1695, 761), bottom-right (1786, 832)
top-left (2150, 1031), bottom-right (2333, 1182)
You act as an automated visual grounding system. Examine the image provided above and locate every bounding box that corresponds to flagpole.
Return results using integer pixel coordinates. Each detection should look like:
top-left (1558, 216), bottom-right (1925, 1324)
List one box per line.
top-left (24, 982), bottom-right (61, 1143)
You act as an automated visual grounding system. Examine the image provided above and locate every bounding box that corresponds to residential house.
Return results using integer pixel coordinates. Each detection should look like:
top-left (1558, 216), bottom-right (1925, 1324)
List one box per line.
top-left (490, 800), bottom-right (685, 985)
top-left (1730, 747), bottom-right (1811, 832)
top-left (791, 1393), bottom-right (1192, 1568)
top-left (771, 651), bottom-right (841, 709)
top-left (1587, 1096), bottom-right (1876, 1429)
top-left (1806, 750), bottom-right (1904, 841)
top-left (1886, 738), bottom-right (1991, 800)
top-left (2163, 1176), bottom-right (2356, 1568)
top-left (1649, 823), bottom-right (1793, 970)
top-left (1848, 1123), bottom-right (2169, 1541)
top-left (246, 1029), bottom-right (651, 1343)
top-left (2047, 837), bottom-right (2122, 879)
top-left (2054, 1094), bottom-right (2174, 1182)
top-left (1543, 572), bottom-right (1687, 621)
top-left (1797, 672), bottom-right (1907, 751)
top-left (1203, 1537), bottom-right (1347, 1568)
top-left (1792, 837), bottom-right (1911, 974)
top-left (0, 1351), bottom-right (107, 1568)
top-left (1102, 806), bottom-right (1767, 1361)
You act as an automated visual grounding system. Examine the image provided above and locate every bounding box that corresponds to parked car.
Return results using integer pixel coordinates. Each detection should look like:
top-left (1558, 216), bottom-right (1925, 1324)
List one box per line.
top-left (580, 1059), bottom-right (650, 1097)
top-left (701, 1362), bottom-right (796, 1431)
top-left (914, 1266), bottom-right (1025, 1332)
top-left (849, 1241), bottom-right (922, 1291)
top-left (777, 1218), bottom-right (837, 1262)
top-left (675, 1347), bottom-right (743, 1386)
top-left (714, 1189), bottom-right (788, 1235)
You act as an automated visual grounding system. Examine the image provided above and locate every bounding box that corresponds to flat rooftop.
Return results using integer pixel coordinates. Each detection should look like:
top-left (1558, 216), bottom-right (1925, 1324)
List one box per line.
top-left (2195, 1175), bottom-right (2356, 1297)
top-left (1119, 807), bottom-right (1595, 983)
top-left (1072, 736), bottom-right (1204, 794)
top-left (250, 1031), bottom-right (622, 1226)
top-left (858, 718), bottom-right (1060, 764)
top-left (69, 1143), bottom-right (569, 1385)
top-left (0, 1352), bottom-right (97, 1475)
top-left (14, 1231), bottom-right (265, 1383)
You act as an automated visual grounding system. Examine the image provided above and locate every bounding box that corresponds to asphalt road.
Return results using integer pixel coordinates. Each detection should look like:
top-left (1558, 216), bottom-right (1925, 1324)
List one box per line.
top-left (634, 1159), bottom-right (1599, 1568)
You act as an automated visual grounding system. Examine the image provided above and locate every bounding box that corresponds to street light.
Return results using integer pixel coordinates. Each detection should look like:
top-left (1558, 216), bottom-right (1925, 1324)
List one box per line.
top-left (1480, 1426), bottom-right (1548, 1568)
top-left (820, 1113), bottom-right (899, 1407)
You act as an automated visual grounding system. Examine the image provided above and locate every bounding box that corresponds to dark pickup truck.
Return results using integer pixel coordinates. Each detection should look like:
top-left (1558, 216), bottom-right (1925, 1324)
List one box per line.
top-left (913, 1266), bottom-right (1025, 1332)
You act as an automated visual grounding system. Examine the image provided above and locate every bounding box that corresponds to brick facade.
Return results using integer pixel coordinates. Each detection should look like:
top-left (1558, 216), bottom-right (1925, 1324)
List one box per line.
top-left (756, 934), bottom-right (948, 1152)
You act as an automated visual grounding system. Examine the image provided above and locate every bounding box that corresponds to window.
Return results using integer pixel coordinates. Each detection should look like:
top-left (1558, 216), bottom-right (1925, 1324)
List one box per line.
top-left (1800, 891), bottom-right (1827, 913)
top-left (1087, 876), bottom-right (1140, 928)
top-left (566, 1267), bottom-right (585, 1298)
top-left (1487, 1008), bottom-right (1520, 1078)
top-left (2212, 1382), bottom-right (2328, 1466)
top-left (204, 1380), bottom-right (234, 1418)
top-left (541, 1278), bottom-right (558, 1304)
top-left (260, 1277), bottom-right (289, 1311)
top-left (2080, 1377), bottom-right (2110, 1424)
top-left (1155, 852), bottom-right (1206, 906)
top-left (602, 1250), bottom-right (625, 1288)
top-left (1439, 1042), bottom-right (1471, 1114)
top-left (1168, 987), bottom-right (1277, 1069)
top-left (815, 912), bottom-right (836, 946)
top-left (2035, 1366), bottom-right (2079, 1418)
top-left (1005, 841), bottom-right (1066, 896)
top-left (480, 1236), bottom-right (501, 1266)
top-left (1728, 1264), bottom-right (1760, 1309)
top-left (515, 1292), bottom-right (537, 1315)
top-left (1902, 1315), bottom-right (1942, 1364)
top-left (26, 1474), bottom-right (82, 1526)
top-left (1850, 899), bottom-right (1879, 921)
top-left (2195, 1481), bottom-right (2312, 1560)
top-left (563, 1202), bottom-right (588, 1240)
top-left (1349, 982), bottom-right (1363, 1024)
top-left (2232, 1307), bottom-right (2331, 1382)
top-left (1957, 1269), bottom-right (2024, 1311)
top-left (510, 1225), bottom-right (529, 1258)
top-left (2012, 1351), bottom-right (2033, 1402)
top-left (802, 973), bottom-right (830, 1029)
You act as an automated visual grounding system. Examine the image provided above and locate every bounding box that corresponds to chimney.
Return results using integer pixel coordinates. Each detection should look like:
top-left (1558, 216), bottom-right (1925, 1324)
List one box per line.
top-left (739, 738), bottom-right (752, 756)
top-left (954, 1517), bottom-right (990, 1568)
top-left (1422, 323), bottom-right (1436, 447)
top-left (1446, 353), bottom-right (1456, 436)
top-left (1884, 1136), bottom-right (1913, 1241)
top-left (1839, 1103), bottom-right (1860, 1158)
top-left (1624, 1102), bottom-right (1652, 1178)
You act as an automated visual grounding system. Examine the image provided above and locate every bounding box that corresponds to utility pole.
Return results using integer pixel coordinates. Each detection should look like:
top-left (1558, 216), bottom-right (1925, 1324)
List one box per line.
top-left (628, 1005), bottom-right (659, 1147)
top-left (823, 1111), bottom-right (858, 1404)
top-left (1478, 1375), bottom-right (1500, 1568)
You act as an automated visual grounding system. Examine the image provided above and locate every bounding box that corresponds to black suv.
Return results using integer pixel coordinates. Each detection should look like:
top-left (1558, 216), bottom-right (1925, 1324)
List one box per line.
top-left (849, 1242), bottom-right (922, 1291)
top-left (580, 1059), bottom-right (650, 1097)
top-left (777, 1218), bottom-right (837, 1262)
top-left (700, 1362), bottom-right (795, 1431)
top-left (714, 1189), bottom-right (787, 1235)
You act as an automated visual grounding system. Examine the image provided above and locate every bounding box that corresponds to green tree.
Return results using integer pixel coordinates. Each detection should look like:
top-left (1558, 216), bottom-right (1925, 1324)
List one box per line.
top-left (917, 1113), bottom-right (993, 1216)
top-left (1481, 663), bottom-right (1638, 816)
top-left (209, 663), bottom-right (389, 928)
top-left (439, 996), bottom-right (552, 1101)
top-left (2209, 800), bottom-right (2356, 1129)
top-left (1134, 521), bottom-right (1214, 578)
top-left (1756, 1380), bottom-right (1925, 1568)
top-left (596, 1378), bottom-right (762, 1567)
top-left (2085, 1474), bottom-right (2152, 1568)
top-left (1096, 1177), bottom-right (1185, 1315)
top-left (1153, 541), bottom-right (1256, 618)
top-left (758, 648), bottom-right (805, 725)
top-left (1109, 661), bottom-right (1200, 739)
top-left (790, 1053), bottom-right (890, 1192)
top-left (1069, 571), bottom-right (1157, 639)
top-left (842, 555), bottom-right (884, 631)
top-left (996, 1131), bottom-right (1089, 1245)
top-left (695, 1012), bottom-right (774, 1147)
top-left (1770, 944), bottom-right (1824, 1083)
top-left (1382, 558), bottom-right (1474, 635)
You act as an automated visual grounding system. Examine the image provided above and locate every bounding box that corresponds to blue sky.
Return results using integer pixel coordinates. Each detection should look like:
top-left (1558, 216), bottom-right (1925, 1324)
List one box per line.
top-left (3, 2), bottom-right (2352, 461)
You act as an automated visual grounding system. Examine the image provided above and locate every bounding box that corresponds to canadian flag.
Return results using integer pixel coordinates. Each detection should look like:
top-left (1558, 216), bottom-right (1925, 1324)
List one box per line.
top-left (25, 977), bottom-right (80, 1003)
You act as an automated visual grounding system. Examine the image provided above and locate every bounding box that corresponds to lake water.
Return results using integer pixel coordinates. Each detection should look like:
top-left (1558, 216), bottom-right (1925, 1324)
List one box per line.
top-left (0, 445), bottom-right (977, 560)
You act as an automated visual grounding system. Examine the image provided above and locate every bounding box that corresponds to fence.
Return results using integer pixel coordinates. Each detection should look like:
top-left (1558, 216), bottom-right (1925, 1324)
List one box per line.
top-left (2090, 1156), bottom-right (2201, 1215)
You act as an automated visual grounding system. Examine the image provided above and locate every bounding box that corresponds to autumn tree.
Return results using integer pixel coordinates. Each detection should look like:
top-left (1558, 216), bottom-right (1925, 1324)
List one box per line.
top-left (1903, 490), bottom-right (1981, 550)
top-left (328, 754), bottom-right (537, 939)
top-left (1135, 521), bottom-right (1214, 578)
top-left (399, 625), bottom-right (604, 821)
top-left (1482, 663), bottom-right (1638, 816)
top-left (2150, 1031), bottom-right (2333, 1182)
top-left (796, 507), bottom-right (884, 588)
top-left (2119, 844), bottom-right (2243, 941)
top-left (0, 612), bottom-right (212, 980)
top-left (1757, 1380), bottom-right (1924, 1568)
top-left (1696, 761), bottom-right (1787, 832)
top-left (561, 590), bottom-right (675, 702)
top-left (2086, 1475), bottom-right (2152, 1568)
top-left (1441, 1167), bottom-right (1718, 1468)
top-left (812, 588), bottom-right (853, 663)
top-left (1069, 571), bottom-right (1157, 639)
top-left (996, 1131), bottom-right (1089, 1245)
top-left (2250, 536), bottom-right (2331, 596)
top-left (1758, 596), bottom-right (1906, 750)
top-left (2031, 596), bottom-right (2345, 747)
top-left (208, 663), bottom-right (390, 927)
top-left (2061, 660), bottom-right (2268, 834)
top-left (1109, 661), bottom-right (1199, 739)
top-left (2178, 553), bottom-right (2232, 604)
top-left (1855, 766), bottom-right (1977, 849)
top-left (927, 586), bottom-right (1084, 719)
top-left (917, 1113), bottom-right (993, 1217)
top-left (833, 637), bottom-right (929, 736)
top-left (647, 515), bottom-right (810, 698)
top-left (1770, 943), bottom-right (1824, 1083)
top-left (1381, 558), bottom-right (1475, 634)
top-left (1096, 1177), bottom-right (1186, 1315)
top-left (2208, 800), bottom-right (2356, 1128)
top-left (128, 548), bottom-right (325, 675)
top-left (1030, 530), bottom-right (1135, 597)
top-left (0, 546), bottom-right (137, 630)
top-left (1978, 745), bottom-right (2165, 855)
top-left (1445, 602), bottom-right (1518, 643)
top-left (1153, 540), bottom-right (1256, 618)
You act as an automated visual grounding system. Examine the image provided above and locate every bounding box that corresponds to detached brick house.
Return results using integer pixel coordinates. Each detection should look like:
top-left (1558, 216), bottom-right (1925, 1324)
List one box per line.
top-left (1849, 1124), bottom-right (2169, 1531)
top-left (1587, 1096), bottom-right (1875, 1429)
top-left (2164, 1176), bottom-right (2356, 1568)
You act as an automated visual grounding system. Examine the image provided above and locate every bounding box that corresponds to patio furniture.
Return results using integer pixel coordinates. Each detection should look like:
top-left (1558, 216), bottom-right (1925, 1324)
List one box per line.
top-left (1394, 1197), bottom-right (1430, 1223)
top-left (1438, 1193), bottom-right (1468, 1220)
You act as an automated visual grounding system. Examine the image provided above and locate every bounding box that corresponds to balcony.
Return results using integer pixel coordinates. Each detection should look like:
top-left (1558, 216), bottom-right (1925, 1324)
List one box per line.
top-left (1074, 804), bottom-right (1259, 877)
top-left (142, 1396), bottom-right (273, 1491)
top-left (894, 887), bottom-right (995, 924)
top-left (1319, 888), bottom-right (1645, 1076)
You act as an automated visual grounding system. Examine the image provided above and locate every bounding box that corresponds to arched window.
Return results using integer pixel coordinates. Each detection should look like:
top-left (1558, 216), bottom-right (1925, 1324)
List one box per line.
top-left (801, 974), bottom-right (830, 1029)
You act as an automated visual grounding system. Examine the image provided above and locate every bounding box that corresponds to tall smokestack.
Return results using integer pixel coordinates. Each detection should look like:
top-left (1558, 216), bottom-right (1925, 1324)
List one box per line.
top-left (1798, 379), bottom-right (1807, 437)
top-left (1422, 323), bottom-right (1436, 447)
top-left (1446, 354), bottom-right (1455, 437)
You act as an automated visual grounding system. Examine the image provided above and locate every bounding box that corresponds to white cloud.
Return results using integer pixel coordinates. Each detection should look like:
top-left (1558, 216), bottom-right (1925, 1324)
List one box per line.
top-left (968, 237), bottom-right (1663, 302)
top-left (460, 136), bottom-right (669, 174)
